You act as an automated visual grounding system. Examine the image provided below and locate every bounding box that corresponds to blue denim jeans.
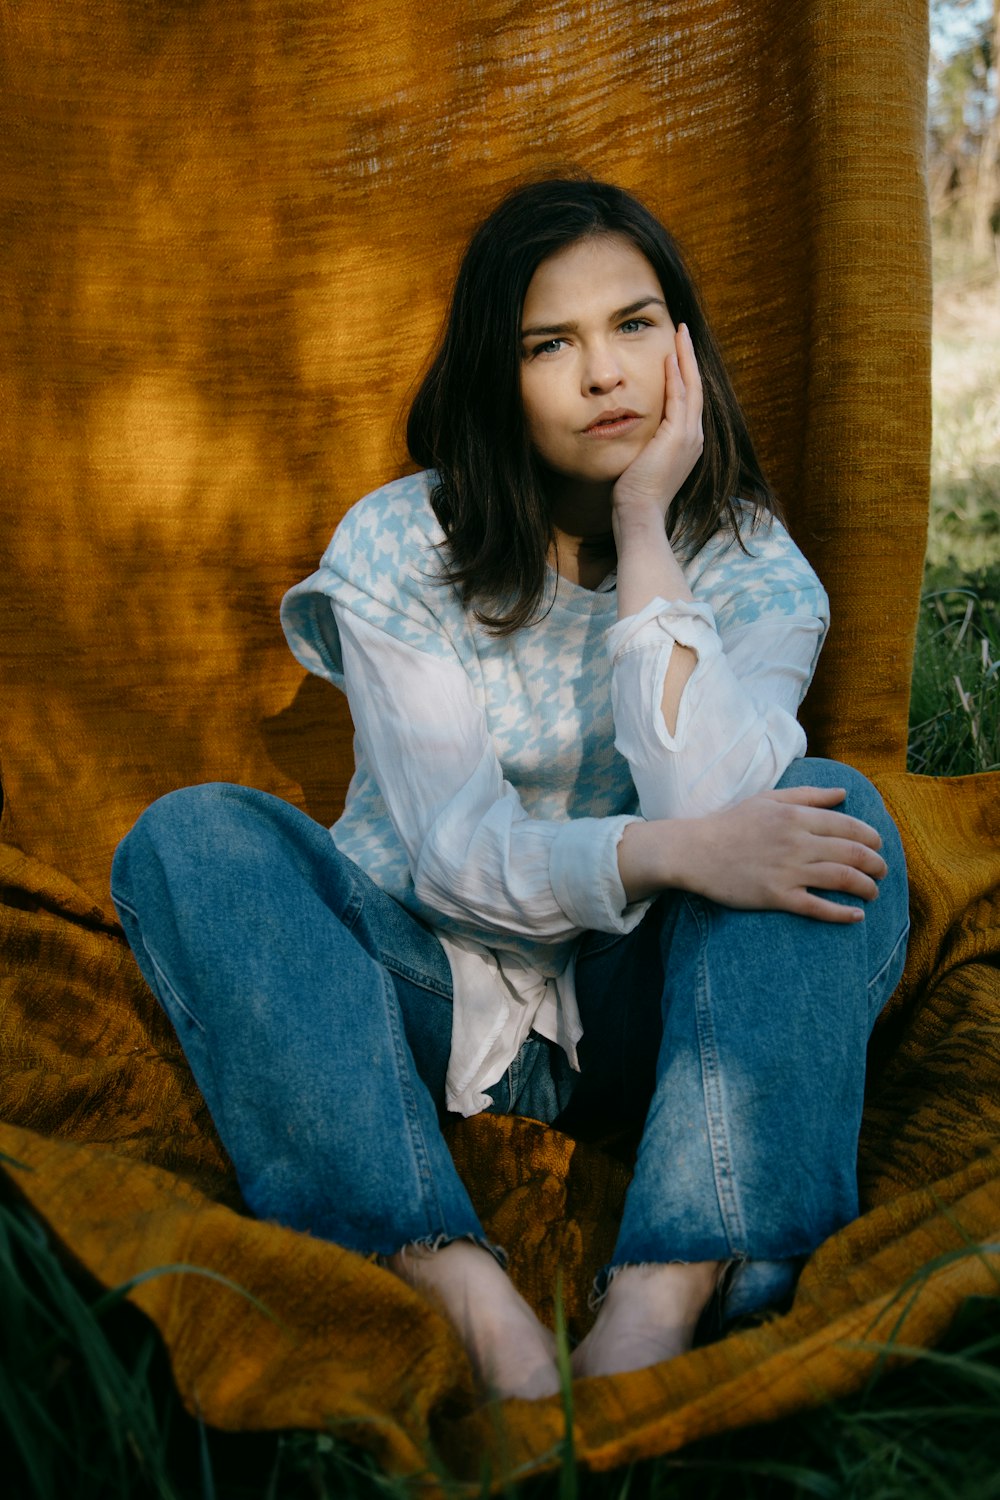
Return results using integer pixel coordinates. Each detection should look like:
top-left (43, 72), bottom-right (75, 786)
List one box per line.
top-left (110, 758), bottom-right (909, 1321)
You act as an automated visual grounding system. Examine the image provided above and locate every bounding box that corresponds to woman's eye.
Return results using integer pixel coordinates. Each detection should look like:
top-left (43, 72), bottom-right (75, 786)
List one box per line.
top-left (531, 338), bottom-right (565, 357)
top-left (620, 318), bottom-right (652, 335)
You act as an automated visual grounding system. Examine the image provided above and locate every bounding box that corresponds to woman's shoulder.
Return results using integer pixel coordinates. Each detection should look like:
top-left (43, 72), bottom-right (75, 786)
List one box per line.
top-left (320, 469), bottom-right (445, 569)
top-left (685, 501), bottom-right (830, 628)
top-left (281, 470), bottom-right (463, 684)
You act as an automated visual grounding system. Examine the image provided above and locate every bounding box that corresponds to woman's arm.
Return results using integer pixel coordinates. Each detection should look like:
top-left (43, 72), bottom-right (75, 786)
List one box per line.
top-left (607, 595), bottom-right (825, 820)
top-left (606, 324), bottom-right (828, 821)
top-left (612, 323), bottom-right (704, 732)
top-left (600, 334), bottom-right (881, 923)
top-left (337, 607), bottom-right (884, 943)
top-left (335, 607), bottom-right (648, 945)
top-left (617, 785), bottom-right (887, 924)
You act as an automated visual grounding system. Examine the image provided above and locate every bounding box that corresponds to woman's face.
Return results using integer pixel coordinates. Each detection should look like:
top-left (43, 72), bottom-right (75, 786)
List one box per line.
top-left (519, 233), bottom-right (677, 494)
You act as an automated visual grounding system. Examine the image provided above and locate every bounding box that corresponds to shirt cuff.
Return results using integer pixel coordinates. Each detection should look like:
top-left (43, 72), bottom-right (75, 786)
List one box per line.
top-left (549, 814), bottom-right (651, 934)
top-left (606, 596), bottom-right (719, 661)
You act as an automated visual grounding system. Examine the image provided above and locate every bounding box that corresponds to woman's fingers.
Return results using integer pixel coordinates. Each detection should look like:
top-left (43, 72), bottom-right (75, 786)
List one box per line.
top-left (660, 355), bottom-right (677, 425)
top-left (677, 788), bottom-right (892, 920)
top-left (787, 890), bottom-right (869, 924)
top-left (661, 780), bottom-right (896, 924)
top-left (764, 786), bottom-right (885, 852)
top-left (779, 806), bottom-right (888, 890)
top-left (676, 325), bottom-right (704, 427)
top-left (662, 326), bottom-right (703, 429)
top-left (767, 784), bottom-right (847, 807)
top-left (805, 813), bottom-right (885, 856)
top-left (614, 326), bottom-right (704, 512)
top-left (809, 834), bottom-right (887, 878)
top-left (662, 345), bottom-right (686, 420)
top-left (802, 859), bottom-right (882, 901)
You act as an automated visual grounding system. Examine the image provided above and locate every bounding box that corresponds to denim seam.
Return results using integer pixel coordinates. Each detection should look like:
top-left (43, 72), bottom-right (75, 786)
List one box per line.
top-left (377, 966), bottom-right (448, 1236)
top-left (350, 871), bottom-right (450, 995)
top-left (867, 918), bottom-right (911, 1002)
top-left (506, 1048), bottom-right (522, 1108)
top-left (688, 895), bottom-right (746, 1255)
top-left (111, 890), bottom-right (206, 1033)
top-left (334, 882), bottom-right (365, 933)
top-left (378, 956), bottom-right (452, 998)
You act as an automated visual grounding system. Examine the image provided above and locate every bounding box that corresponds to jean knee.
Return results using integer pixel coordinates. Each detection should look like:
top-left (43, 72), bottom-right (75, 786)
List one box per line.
top-left (122, 783), bottom-right (242, 847)
top-left (113, 784), bottom-right (239, 893)
top-left (777, 758), bottom-right (908, 932)
top-left (779, 758), bottom-right (898, 839)
top-left (778, 755), bottom-right (872, 799)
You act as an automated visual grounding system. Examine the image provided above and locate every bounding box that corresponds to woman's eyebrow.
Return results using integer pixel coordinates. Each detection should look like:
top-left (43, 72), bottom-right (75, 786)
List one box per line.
top-left (521, 295), bottom-right (667, 338)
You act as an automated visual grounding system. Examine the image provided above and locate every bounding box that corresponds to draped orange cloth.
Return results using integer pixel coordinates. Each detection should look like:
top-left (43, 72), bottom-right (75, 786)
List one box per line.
top-left (2, 0), bottom-right (998, 1482)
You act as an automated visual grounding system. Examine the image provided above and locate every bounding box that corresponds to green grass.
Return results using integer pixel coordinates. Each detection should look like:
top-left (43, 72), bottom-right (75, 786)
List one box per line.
top-left (0, 1191), bottom-right (185, 1500)
top-left (907, 264), bottom-right (1000, 775)
top-left (4, 1181), bottom-right (1000, 1499)
top-left (908, 565), bottom-right (1000, 774)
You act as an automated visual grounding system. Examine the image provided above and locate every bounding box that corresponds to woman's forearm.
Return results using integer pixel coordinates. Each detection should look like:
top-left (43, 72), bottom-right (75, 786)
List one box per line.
top-left (617, 786), bottom-right (889, 923)
top-left (613, 499), bottom-right (698, 735)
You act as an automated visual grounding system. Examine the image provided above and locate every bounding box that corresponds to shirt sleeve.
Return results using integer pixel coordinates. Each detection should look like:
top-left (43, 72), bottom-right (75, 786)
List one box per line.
top-left (607, 590), bottom-right (826, 822)
top-left (335, 606), bottom-right (651, 941)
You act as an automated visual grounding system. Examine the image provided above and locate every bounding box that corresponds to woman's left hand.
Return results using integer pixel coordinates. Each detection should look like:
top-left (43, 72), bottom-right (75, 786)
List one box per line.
top-left (612, 324), bottom-right (704, 520)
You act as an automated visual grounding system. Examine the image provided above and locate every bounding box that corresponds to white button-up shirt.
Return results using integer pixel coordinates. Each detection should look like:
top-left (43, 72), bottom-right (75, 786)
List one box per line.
top-left (281, 472), bottom-right (829, 1115)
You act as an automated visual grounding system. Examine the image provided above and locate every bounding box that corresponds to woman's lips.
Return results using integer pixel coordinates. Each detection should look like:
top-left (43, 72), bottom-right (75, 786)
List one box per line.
top-left (582, 412), bottom-right (642, 439)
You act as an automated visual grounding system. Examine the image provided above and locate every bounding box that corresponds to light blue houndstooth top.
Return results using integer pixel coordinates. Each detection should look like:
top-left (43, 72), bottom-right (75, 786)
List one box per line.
top-left (281, 470), bottom-right (829, 1115)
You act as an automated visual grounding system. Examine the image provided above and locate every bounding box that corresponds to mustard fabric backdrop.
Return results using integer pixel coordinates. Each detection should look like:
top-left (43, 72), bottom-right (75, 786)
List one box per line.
top-left (3, 0), bottom-right (999, 1484)
top-left (1, 0), bottom-right (930, 899)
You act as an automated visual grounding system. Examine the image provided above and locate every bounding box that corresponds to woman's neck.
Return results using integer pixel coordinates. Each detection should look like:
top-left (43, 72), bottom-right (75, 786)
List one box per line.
top-left (547, 527), bottom-right (617, 589)
top-left (546, 476), bottom-right (617, 590)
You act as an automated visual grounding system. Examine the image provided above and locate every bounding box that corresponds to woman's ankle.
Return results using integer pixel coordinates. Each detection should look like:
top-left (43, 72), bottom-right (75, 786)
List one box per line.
top-left (571, 1260), bottom-right (722, 1380)
top-left (604, 1259), bottom-right (721, 1318)
top-left (384, 1239), bottom-right (560, 1401)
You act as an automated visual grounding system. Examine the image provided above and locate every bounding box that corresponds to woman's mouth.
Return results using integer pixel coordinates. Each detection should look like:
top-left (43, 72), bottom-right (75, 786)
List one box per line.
top-left (583, 410), bottom-right (642, 438)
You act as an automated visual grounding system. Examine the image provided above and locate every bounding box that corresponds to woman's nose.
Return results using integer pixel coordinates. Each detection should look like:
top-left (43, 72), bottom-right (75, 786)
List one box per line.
top-left (582, 346), bottom-right (623, 393)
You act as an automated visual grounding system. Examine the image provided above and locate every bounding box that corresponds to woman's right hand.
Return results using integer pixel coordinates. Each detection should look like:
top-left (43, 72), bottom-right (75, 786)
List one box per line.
top-left (612, 324), bottom-right (704, 523)
top-left (618, 785), bottom-right (888, 923)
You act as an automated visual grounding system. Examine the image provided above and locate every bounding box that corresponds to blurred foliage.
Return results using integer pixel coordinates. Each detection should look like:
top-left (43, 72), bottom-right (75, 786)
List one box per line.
top-left (929, 0), bottom-right (999, 270)
top-left (928, 300), bottom-right (1000, 574)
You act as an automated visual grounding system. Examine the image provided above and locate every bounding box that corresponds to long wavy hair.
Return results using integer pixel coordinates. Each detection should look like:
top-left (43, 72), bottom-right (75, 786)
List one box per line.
top-left (407, 177), bottom-right (779, 634)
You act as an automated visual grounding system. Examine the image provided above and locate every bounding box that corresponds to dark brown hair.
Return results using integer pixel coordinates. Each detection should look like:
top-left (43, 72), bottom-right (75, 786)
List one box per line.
top-left (407, 177), bottom-right (779, 634)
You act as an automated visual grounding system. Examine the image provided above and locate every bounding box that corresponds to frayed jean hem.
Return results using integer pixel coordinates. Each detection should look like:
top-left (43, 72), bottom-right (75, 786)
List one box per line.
top-left (376, 1231), bottom-right (508, 1272)
top-left (588, 1254), bottom-right (801, 1333)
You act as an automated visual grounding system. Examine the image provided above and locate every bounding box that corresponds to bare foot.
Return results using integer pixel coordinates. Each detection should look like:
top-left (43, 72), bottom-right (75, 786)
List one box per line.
top-left (571, 1261), bottom-right (720, 1379)
top-left (385, 1240), bottom-right (561, 1401)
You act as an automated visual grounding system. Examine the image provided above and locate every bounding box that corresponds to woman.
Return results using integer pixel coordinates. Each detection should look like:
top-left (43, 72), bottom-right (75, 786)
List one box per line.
top-left (111, 178), bottom-right (910, 1402)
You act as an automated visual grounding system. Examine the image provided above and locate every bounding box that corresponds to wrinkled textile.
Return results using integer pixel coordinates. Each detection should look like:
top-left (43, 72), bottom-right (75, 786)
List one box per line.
top-left (2, 0), bottom-right (999, 1485)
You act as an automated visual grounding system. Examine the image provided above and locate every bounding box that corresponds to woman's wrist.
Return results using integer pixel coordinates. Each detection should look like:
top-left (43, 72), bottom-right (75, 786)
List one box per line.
top-left (611, 492), bottom-right (669, 544)
top-left (613, 503), bottom-right (694, 619)
top-left (618, 817), bottom-right (691, 903)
